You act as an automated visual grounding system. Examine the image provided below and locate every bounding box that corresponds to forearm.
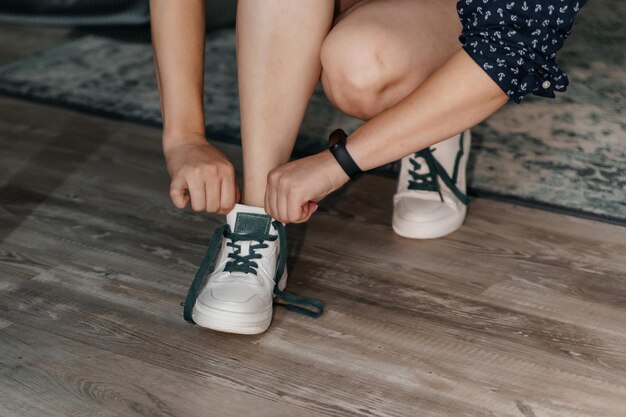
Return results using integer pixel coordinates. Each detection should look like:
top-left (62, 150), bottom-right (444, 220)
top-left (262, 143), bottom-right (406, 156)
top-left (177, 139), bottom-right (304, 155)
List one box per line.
top-left (150, 0), bottom-right (206, 145)
top-left (345, 49), bottom-right (509, 171)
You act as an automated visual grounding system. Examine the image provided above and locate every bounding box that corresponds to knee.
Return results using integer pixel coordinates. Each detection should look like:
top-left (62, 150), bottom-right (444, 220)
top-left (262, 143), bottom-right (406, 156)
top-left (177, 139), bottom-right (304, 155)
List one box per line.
top-left (320, 26), bottom-right (391, 120)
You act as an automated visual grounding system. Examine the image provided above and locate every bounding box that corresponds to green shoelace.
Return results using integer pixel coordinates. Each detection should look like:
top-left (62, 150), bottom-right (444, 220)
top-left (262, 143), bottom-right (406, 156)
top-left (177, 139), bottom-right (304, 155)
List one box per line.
top-left (407, 133), bottom-right (470, 205)
top-left (182, 221), bottom-right (324, 323)
top-left (222, 230), bottom-right (274, 274)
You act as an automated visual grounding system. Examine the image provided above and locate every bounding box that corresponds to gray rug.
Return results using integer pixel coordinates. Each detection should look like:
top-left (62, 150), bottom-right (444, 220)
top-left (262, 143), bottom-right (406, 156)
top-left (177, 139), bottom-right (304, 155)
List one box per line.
top-left (0, 2), bottom-right (623, 224)
top-left (0, 0), bottom-right (150, 26)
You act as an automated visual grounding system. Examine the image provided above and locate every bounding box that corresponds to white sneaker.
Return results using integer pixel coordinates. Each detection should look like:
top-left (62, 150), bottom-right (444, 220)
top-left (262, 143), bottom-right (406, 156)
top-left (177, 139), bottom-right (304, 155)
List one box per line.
top-left (392, 130), bottom-right (471, 239)
top-left (183, 204), bottom-right (322, 334)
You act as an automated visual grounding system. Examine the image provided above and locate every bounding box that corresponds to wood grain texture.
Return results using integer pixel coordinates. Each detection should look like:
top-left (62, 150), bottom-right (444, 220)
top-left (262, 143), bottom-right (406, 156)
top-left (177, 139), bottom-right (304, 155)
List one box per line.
top-left (1, 30), bottom-right (626, 417)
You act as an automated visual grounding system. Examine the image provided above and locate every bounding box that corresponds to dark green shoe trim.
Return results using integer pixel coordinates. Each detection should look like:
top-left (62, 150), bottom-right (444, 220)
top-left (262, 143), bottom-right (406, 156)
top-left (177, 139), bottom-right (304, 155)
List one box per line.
top-left (182, 224), bottom-right (228, 323)
top-left (451, 131), bottom-right (465, 184)
top-left (407, 134), bottom-right (470, 206)
top-left (233, 212), bottom-right (272, 235)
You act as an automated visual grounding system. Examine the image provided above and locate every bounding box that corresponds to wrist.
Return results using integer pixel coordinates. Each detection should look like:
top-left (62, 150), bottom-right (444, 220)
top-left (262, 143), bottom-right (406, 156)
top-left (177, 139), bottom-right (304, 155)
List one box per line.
top-left (162, 130), bottom-right (207, 152)
top-left (162, 105), bottom-right (205, 142)
top-left (319, 149), bottom-right (351, 189)
top-left (327, 129), bottom-right (364, 179)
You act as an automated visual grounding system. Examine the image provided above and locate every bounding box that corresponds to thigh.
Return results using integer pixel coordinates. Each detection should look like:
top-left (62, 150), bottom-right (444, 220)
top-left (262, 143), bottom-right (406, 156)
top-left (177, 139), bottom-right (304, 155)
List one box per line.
top-left (327, 0), bottom-right (462, 108)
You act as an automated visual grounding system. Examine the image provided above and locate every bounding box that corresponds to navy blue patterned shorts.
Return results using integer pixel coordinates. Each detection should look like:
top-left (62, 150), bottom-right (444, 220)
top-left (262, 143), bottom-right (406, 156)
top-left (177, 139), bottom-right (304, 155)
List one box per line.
top-left (456, 0), bottom-right (587, 103)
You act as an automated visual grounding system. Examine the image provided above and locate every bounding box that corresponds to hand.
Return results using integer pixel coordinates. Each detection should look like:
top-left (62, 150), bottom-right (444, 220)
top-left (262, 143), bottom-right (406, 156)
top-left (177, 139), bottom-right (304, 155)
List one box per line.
top-left (163, 134), bottom-right (240, 214)
top-left (265, 150), bottom-right (350, 223)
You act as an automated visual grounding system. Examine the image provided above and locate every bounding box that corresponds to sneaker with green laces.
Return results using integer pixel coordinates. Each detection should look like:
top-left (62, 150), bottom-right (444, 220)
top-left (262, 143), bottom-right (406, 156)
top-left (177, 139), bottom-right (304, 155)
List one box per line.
top-left (392, 129), bottom-right (471, 239)
top-left (182, 204), bottom-right (323, 334)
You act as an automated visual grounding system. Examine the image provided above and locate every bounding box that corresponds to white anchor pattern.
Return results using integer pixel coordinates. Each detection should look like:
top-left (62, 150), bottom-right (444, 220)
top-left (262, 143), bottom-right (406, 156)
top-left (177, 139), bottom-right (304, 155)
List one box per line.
top-left (457, 0), bottom-right (586, 103)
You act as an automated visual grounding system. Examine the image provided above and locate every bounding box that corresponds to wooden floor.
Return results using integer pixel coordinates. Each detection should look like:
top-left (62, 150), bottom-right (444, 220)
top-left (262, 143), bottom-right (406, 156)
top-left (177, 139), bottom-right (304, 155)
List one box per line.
top-left (1, 25), bottom-right (626, 417)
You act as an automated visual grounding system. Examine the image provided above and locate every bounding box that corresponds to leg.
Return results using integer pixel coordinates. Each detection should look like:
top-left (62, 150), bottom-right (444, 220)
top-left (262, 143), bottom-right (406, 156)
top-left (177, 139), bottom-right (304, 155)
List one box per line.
top-left (192, 3), bottom-right (343, 330)
top-left (236, 0), bottom-right (334, 207)
top-left (320, 0), bottom-right (472, 239)
top-left (320, 0), bottom-right (462, 121)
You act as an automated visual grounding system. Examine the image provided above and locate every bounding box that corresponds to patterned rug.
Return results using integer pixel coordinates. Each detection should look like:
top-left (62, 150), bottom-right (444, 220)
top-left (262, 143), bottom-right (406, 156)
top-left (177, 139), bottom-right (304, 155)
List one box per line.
top-left (0, 2), bottom-right (623, 224)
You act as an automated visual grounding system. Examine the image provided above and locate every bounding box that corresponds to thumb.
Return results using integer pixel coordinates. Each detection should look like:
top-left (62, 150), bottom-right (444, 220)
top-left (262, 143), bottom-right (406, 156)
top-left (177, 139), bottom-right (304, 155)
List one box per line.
top-left (170, 177), bottom-right (190, 208)
top-left (295, 201), bottom-right (318, 223)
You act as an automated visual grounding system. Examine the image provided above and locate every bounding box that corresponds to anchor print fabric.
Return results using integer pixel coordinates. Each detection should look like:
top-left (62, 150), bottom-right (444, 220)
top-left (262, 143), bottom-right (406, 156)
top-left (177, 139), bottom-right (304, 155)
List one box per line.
top-left (457, 0), bottom-right (587, 103)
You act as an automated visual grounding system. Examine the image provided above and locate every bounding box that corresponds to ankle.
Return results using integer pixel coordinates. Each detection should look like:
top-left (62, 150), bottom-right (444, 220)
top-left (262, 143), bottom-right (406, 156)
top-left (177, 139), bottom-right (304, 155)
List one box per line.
top-left (240, 193), bottom-right (265, 210)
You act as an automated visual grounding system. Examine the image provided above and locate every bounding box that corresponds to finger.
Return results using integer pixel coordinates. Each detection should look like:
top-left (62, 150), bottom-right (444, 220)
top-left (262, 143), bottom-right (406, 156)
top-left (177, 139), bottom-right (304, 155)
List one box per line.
top-left (286, 191), bottom-right (305, 223)
top-left (269, 183), bottom-right (279, 221)
top-left (218, 177), bottom-right (236, 214)
top-left (169, 177), bottom-right (190, 209)
top-left (263, 181), bottom-right (271, 218)
top-left (306, 201), bottom-right (319, 220)
top-left (186, 176), bottom-right (206, 212)
top-left (266, 174), bottom-right (278, 220)
top-left (293, 201), bottom-right (317, 223)
top-left (205, 179), bottom-right (221, 213)
top-left (235, 186), bottom-right (241, 204)
top-left (277, 187), bottom-right (290, 223)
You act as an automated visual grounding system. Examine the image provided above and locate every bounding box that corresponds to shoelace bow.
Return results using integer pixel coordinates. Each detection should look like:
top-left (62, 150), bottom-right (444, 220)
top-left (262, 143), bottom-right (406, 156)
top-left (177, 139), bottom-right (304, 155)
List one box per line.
top-left (407, 139), bottom-right (470, 205)
top-left (182, 221), bottom-right (324, 323)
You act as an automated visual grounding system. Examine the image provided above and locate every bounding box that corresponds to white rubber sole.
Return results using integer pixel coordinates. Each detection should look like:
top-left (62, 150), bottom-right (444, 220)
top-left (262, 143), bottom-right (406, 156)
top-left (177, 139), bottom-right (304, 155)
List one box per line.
top-left (392, 206), bottom-right (466, 240)
top-left (191, 270), bottom-right (287, 335)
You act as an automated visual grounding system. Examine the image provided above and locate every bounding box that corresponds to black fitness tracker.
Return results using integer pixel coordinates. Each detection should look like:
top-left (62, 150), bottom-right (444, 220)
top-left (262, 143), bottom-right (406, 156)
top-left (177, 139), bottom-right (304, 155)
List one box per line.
top-left (328, 128), bottom-right (363, 179)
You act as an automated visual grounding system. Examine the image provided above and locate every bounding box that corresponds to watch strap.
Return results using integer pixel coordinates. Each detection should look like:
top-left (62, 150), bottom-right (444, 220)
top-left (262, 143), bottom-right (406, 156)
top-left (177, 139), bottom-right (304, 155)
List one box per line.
top-left (328, 129), bottom-right (363, 179)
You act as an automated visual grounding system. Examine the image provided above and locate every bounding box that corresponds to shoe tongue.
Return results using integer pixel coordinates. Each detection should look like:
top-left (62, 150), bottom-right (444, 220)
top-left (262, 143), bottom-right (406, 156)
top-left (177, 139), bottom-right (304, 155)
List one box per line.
top-left (234, 212), bottom-right (271, 235)
top-left (226, 204), bottom-right (272, 235)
